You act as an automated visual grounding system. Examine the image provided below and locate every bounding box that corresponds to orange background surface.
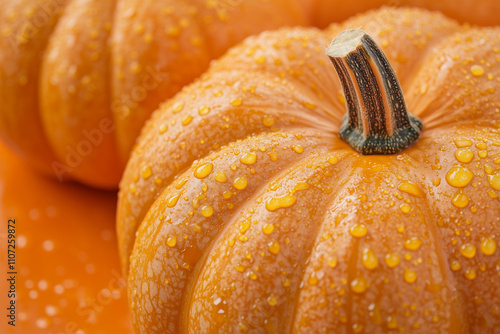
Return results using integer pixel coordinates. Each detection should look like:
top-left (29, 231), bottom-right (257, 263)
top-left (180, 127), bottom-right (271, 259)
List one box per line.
top-left (0, 143), bottom-right (132, 333)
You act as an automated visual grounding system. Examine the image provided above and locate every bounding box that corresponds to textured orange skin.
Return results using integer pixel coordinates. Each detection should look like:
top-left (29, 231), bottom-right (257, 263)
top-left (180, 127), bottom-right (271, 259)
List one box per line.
top-left (0, 144), bottom-right (132, 333)
top-left (2, 1), bottom-right (500, 189)
top-left (118, 8), bottom-right (500, 334)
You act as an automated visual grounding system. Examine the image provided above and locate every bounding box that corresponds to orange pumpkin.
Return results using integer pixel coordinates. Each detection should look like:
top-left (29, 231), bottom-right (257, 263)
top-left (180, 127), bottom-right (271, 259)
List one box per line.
top-left (0, 143), bottom-right (132, 334)
top-left (118, 8), bottom-right (500, 333)
top-left (2, 1), bottom-right (500, 189)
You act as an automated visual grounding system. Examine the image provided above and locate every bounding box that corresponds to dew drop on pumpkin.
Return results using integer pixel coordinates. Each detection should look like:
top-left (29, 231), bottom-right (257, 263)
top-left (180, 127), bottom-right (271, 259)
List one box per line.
top-left (387, 315), bottom-right (398, 329)
top-left (471, 65), bottom-right (485, 77)
top-left (268, 241), bottom-right (280, 255)
top-left (266, 194), bottom-right (296, 211)
top-left (158, 124), bottom-right (168, 134)
top-left (451, 190), bottom-right (469, 208)
top-left (240, 153), bottom-right (257, 165)
top-left (478, 150), bottom-right (488, 159)
top-left (262, 116), bottom-right (275, 127)
top-left (362, 248), bottom-right (379, 270)
top-left (460, 243), bottom-right (476, 258)
top-left (230, 99), bottom-right (242, 106)
top-left (167, 193), bottom-right (181, 208)
top-left (215, 171), bottom-right (227, 183)
top-left (223, 191), bottom-right (232, 199)
top-left (292, 145), bottom-right (304, 154)
top-left (200, 206), bottom-right (213, 218)
top-left (167, 236), bottom-right (177, 248)
top-left (267, 295), bottom-right (278, 306)
top-left (404, 269), bottom-right (417, 283)
top-left (454, 138), bottom-right (472, 148)
top-left (327, 156), bottom-right (338, 165)
top-left (398, 181), bottom-right (425, 198)
top-left (450, 260), bottom-right (461, 271)
top-left (349, 224), bottom-right (368, 238)
top-left (385, 253), bottom-right (400, 268)
top-left (487, 174), bottom-right (500, 190)
top-left (328, 257), bottom-right (338, 268)
top-left (129, 184), bottom-right (137, 194)
top-left (446, 166), bottom-right (474, 188)
top-left (233, 177), bottom-right (248, 190)
top-left (235, 264), bottom-right (245, 272)
top-left (182, 115), bottom-right (193, 126)
top-left (480, 238), bottom-right (497, 256)
top-left (465, 269), bottom-right (476, 280)
top-left (268, 152), bottom-right (278, 162)
top-left (404, 237), bottom-right (423, 251)
top-left (399, 203), bottom-right (411, 213)
top-left (350, 276), bottom-right (368, 293)
top-left (455, 148), bottom-right (474, 163)
top-left (262, 224), bottom-right (274, 235)
top-left (142, 166), bottom-right (152, 179)
top-left (194, 163), bottom-right (213, 179)
top-left (198, 106), bottom-right (210, 115)
top-left (308, 272), bottom-right (319, 286)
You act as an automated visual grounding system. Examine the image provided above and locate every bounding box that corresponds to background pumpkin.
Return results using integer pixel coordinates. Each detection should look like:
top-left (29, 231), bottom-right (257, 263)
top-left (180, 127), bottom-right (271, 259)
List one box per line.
top-left (0, 143), bottom-right (132, 334)
top-left (1, 0), bottom-right (500, 189)
top-left (117, 7), bottom-right (500, 334)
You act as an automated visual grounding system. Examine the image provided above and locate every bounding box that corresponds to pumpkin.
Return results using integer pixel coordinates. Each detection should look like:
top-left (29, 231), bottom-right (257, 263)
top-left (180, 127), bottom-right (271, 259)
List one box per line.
top-left (0, 143), bottom-right (132, 333)
top-left (117, 7), bottom-right (500, 333)
top-left (2, 1), bottom-right (500, 189)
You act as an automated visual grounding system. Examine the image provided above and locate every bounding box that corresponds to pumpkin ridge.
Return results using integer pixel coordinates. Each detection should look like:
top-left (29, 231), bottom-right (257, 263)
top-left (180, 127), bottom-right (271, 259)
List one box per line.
top-left (180, 144), bottom-right (335, 333)
top-left (127, 130), bottom-right (328, 333)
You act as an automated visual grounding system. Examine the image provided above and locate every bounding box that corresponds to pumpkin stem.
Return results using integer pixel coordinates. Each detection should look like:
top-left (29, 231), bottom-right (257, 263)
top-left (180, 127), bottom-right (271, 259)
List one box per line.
top-left (327, 29), bottom-right (422, 155)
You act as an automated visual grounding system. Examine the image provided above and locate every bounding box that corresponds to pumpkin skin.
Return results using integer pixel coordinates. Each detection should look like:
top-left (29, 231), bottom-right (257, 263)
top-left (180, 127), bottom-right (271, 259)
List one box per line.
top-left (2, 1), bottom-right (500, 189)
top-left (0, 143), bottom-right (132, 333)
top-left (117, 7), bottom-right (500, 334)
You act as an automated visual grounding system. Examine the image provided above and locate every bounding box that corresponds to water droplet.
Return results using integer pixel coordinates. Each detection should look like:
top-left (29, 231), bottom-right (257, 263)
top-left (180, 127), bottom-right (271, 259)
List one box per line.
top-left (465, 268), bottom-right (476, 280)
top-left (262, 116), bottom-right (275, 127)
top-left (266, 194), bottom-right (296, 211)
top-left (399, 203), bottom-right (411, 213)
top-left (327, 156), bottom-right (338, 165)
top-left (308, 272), bottom-right (319, 286)
top-left (471, 65), bottom-right (485, 77)
top-left (455, 148), bottom-right (474, 163)
top-left (182, 115), bottom-right (193, 126)
top-left (268, 241), bottom-right (280, 255)
top-left (404, 237), bottom-right (422, 251)
top-left (167, 193), bottom-right (181, 207)
top-left (198, 106), bottom-right (210, 115)
top-left (460, 243), bottom-right (476, 258)
top-left (398, 181), bottom-right (425, 198)
top-left (480, 238), bottom-right (497, 256)
top-left (167, 236), bottom-right (177, 247)
top-left (158, 124), bottom-right (168, 134)
top-left (292, 145), bottom-right (304, 154)
top-left (240, 153), bottom-right (257, 165)
top-left (385, 253), bottom-right (400, 268)
top-left (215, 171), bottom-right (227, 183)
top-left (454, 138), bottom-right (472, 148)
top-left (350, 277), bottom-right (368, 293)
top-left (446, 166), bottom-right (473, 188)
top-left (362, 248), bottom-right (378, 270)
top-left (200, 206), bottom-right (213, 218)
top-left (230, 99), bottom-right (242, 106)
top-left (328, 257), bottom-right (338, 268)
top-left (233, 177), bottom-right (248, 190)
top-left (267, 295), bottom-right (278, 306)
top-left (387, 315), bottom-right (398, 329)
top-left (142, 166), bottom-right (152, 179)
top-left (268, 152), bottom-right (278, 162)
top-left (262, 224), bottom-right (274, 235)
top-left (404, 269), bottom-right (417, 283)
top-left (194, 163), bottom-right (213, 179)
top-left (450, 260), bottom-right (461, 271)
top-left (349, 224), bottom-right (368, 238)
top-left (451, 190), bottom-right (469, 208)
top-left (487, 173), bottom-right (500, 190)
